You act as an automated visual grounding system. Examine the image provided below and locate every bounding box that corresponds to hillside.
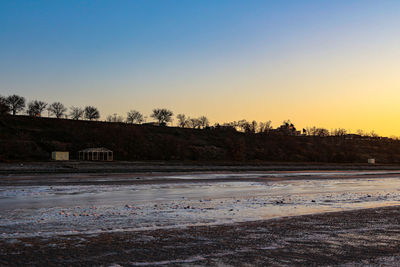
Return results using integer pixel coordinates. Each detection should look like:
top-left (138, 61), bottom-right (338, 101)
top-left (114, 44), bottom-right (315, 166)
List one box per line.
top-left (1, 115), bottom-right (400, 163)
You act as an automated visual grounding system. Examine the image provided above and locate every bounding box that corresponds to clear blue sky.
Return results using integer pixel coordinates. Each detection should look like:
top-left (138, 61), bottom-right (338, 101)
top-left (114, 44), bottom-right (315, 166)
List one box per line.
top-left (1, 1), bottom-right (400, 135)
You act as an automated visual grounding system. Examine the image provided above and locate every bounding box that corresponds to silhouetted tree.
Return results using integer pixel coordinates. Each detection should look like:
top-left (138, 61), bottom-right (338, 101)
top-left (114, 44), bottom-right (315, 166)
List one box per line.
top-left (188, 117), bottom-right (201, 129)
top-left (151, 108), bottom-right (173, 126)
top-left (6, 94), bottom-right (25, 115)
top-left (27, 100), bottom-right (47, 117)
top-left (356, 129), bottom-right (365, 136)
top-left (237, 120), bottom-right (250, 132)
top-left (47, 102), bottom-right (67, 118)
top-left (84, 106), bottom-right (100, 120)
top-left (199, 116), bottom-right (209, 129)
top-left (106, 113), bottom-right (124, 123)
top-left (332, 128), bottom-right (347, 136)
top-left (315, 128), bottom-right (329, 137)
top-left (238, 120), bottom-right (258, 133)
top-left (305, 126), bottom-right (316, 136)
top-left (176, 114), bottom-right (188, 128)
top-left (0, 95), bottom-right (10, 115)
top-left (0, 96), bottom-right (11, 115)
top-left (187, 116), bottom-right (209, 129)
top-left (258, 121), bottom-right (272, 133)
top-left (126, 110), bottom-right (144, 124)
top-left (369, 131), bottom-right (379, 138)
top-left (249, 120), bottom-right (258, 133)
top-left (306, 126), bottom-right (329, 136)
top-left (70, 106), bottom-right (84, 120)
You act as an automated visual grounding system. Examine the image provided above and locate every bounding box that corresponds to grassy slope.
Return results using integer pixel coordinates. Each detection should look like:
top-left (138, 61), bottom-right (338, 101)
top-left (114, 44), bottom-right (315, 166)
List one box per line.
top-left (1, 115), bottom-right (400, 163)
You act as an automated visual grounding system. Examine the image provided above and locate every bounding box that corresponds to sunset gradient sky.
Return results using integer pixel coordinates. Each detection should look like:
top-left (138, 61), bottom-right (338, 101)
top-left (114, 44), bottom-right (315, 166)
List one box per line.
top-left (1, 1), bottom-right (400, 136)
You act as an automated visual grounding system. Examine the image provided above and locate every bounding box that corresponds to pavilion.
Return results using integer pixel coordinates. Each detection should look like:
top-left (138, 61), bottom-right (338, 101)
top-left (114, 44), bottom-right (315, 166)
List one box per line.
top-left (78, 147), bottom-right (113, 161)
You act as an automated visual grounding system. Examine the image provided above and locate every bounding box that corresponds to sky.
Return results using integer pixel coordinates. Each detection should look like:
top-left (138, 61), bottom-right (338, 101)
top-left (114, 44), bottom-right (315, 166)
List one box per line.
top-left (1, 0), bottom-right (400, 136)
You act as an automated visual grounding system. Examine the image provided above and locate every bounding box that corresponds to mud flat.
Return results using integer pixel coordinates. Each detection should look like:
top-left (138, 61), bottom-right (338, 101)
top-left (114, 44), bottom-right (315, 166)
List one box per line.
top-left (2, 206), bottom-right (400, 266)
top-left (2, 170), bottom-right (400, 266)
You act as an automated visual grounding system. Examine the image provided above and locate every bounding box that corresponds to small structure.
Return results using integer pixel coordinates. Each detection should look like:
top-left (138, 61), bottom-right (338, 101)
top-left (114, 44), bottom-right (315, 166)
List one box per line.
top-left (142, 122), bottom-right (159, 126)
top-left (78, 147), bottom-right (113, 161)
top-left (271, 122), bottom-right (301, 136)
top-left (51, 151), bottom-right (69, 161)
top-left (368, 158), bottom-right (376, 164)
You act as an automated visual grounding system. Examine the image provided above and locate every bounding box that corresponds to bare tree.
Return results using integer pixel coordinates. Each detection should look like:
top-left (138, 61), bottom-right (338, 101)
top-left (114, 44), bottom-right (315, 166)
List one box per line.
top-left (106, 113), bottom-right (124, 123)
top-left (306, 126), bottom-right (329, 136)
top-left (176, 114), bottom-right (188, 128)
top-left (237, 120), bottom-right (250, 132)
top-left (249, 120), bottom-right (258, 133)
top-left (70, 106), bottom-right (84, 120)
top-left (6, 94), bottom-right (25, 115)
top-left (332, 128), bottom-right (347, 136)
top-left (0, 95), bottom-right (11, 115)
top-left (356, 129), bottom-right (365, 136)
top-left (151, 108), bottom-right (173, 126)
top-left (199, 116), bottom-right (209, 129)
top-left (84, 106), bottom-right (100, 121)
top-left (305, 126), bottom-right (316, 136)
top-left (258, 121), bottom-right (272, 133)
top-left (126, 110), bottom-right (144, 124)
top-left (369, 131), bottom-right (379, 138)
top-left (47, 102), bottom-right (67, 118)
top-left (238, 120), bottom-right (257, 133)
top-left (188, 117), bottom-right (201, 129)
top-left (27, 100), bottom-right (47, 117)
top-left (315, 128), bottom-right (330, 137)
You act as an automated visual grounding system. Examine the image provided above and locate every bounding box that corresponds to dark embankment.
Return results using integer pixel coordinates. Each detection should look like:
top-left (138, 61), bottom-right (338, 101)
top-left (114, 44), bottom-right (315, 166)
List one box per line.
top-left (1, 115), bottom-right (400, 163)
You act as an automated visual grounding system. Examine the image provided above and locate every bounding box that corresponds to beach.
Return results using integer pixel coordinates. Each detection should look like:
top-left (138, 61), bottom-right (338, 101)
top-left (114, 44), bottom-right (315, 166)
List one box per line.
top-left (2, 165), bottom-right (400, 266)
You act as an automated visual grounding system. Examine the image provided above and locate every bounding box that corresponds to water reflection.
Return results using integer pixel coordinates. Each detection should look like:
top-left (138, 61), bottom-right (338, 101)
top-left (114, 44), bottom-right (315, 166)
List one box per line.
top-left (2, 173), bottom-right (400, 238)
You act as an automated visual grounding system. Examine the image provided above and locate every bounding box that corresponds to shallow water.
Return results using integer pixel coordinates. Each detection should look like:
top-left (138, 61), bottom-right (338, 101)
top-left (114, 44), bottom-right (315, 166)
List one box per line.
top-left (1, 171), bottom-right (400, 238)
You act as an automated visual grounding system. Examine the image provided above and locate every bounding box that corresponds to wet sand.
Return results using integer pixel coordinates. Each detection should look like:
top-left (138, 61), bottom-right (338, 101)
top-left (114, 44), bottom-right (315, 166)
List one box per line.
top-left (2, 169), bottom-right (400, 266)
top-left (2, 206), bottom-right (400, 266)
top-left (3, 169), bottom-right (400, 186)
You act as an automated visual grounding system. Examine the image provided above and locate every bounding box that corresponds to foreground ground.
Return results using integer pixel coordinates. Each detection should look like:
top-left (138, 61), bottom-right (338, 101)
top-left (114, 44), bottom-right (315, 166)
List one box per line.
top-left (2, 206), bottom-right (400, 266)
top-left (2, 168), bottom-right (400, 266)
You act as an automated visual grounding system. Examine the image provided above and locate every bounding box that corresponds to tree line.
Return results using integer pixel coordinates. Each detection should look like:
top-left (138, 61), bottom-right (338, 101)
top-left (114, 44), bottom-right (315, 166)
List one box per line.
top-left (0, 94), bottom-right (203, 127)
top-left (0, 94), bottom-right (100, 120)
top-left (0, 94), bottom-right (385, 138)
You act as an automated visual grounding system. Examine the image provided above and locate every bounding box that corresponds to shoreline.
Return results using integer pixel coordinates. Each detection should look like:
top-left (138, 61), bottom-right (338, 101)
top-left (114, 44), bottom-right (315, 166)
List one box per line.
top-left (3, 169), bottom-right (400, 186)
top-left (1, 161), bottom-right (400, 175)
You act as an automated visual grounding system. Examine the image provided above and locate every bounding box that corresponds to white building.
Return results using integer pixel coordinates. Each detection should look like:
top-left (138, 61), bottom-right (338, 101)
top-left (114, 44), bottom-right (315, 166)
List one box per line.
top-left (51, 151), bottom-right (69, 161)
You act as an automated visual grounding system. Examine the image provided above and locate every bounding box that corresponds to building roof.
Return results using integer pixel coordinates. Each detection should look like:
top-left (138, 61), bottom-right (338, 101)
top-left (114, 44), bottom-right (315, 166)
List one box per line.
top-left (79, 147), bottom-right (113, 153)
